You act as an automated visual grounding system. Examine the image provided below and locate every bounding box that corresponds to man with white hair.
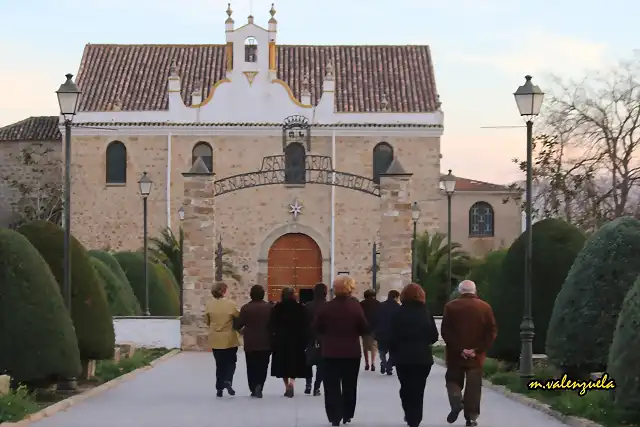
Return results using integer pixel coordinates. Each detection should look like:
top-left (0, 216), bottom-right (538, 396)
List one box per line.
top-left (441, 280), bottom-right (497, 427)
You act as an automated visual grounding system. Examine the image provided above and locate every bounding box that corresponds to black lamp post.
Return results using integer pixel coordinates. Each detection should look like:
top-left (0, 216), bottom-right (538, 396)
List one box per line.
top-left (56, 74), bottom-right (81, 315)
top-left (441, 170), bottom-right (457, 296)
top-left (178, 206), bottom-right (184, 316)
top-left (514, 75), bottom-right (545, 379)
top-left (138, 172), bottom-right (153, 316)
top-left (411, 202), bottom-right (420, 282)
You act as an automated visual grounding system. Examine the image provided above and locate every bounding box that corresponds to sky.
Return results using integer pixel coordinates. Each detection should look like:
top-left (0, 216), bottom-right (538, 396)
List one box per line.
top-left (0, 0), bottom-right (636, 184)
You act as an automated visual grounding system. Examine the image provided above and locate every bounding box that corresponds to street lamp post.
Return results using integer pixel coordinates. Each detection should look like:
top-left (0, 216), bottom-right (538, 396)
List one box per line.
top-left (56, 74), bottom-right (81, 314)
top-left (441, 170), bottom-right (457, 296)
top-left (411, 202), bottom-right (421, 282)
top-left (138, 172), bottom-right (153, 316)
top-left (514, 75), bottom-right (545, 379)
top-left (178, 206), bottom-right (184, 316)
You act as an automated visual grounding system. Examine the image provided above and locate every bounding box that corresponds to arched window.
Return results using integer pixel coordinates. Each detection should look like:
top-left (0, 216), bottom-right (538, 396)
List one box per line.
top-left (105, 141), bottom-right (127, 184)
top-left (372, 142), bottom-right (394, 184)
top-left (469, 202), bottom-right (495, 237)
top-left (192, 142), bottom-right (213, 173)
top-left (245, 37), bottom-right (258, 63)
top-left (284, 142), bottom-right (306, 184)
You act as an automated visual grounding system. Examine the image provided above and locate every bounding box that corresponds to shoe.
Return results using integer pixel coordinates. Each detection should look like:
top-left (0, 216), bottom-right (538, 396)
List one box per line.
top-left (313, 389), bottom-right (321, 396)
top-left (387, 370), bottom-right (394, 376)
top-left (466, 420), bottom-right (477, 426)
top-left (216, 390), bottom-right (223, 398)
top-left (371, 365), bottom-right (376, 372)
top-left (343, 418), bottom-right (352, 424)
top-left (447, 401), bottom-right (463, 424)
top-left (225, 382), bottom-right (235, 396)
top-left (364, 364), bottom-right (370, 371)
top-left (254, 385), bottom-right (263, 398)
top-left (305, 384), bottom-right (312, 395)
top-left (331, 422), bottom-right (340, 426)
top-left (284, 385), bottom-right (294, 398)
top-left (381, 366), bottom-right (387, 374)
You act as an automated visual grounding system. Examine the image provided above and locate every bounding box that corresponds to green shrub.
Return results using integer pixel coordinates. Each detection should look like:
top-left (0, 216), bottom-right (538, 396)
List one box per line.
top-left (113, 252), bottom-right (177, 316)
top-left (0, 229), bottom-right (81, 386)
top-left (608, 274), bottom-right (640, 423)
top-left (546, 217), bottom-right (640, 376)
top-left (0, 386), bottom-right (40, 423)
top-left (88, 250), bottom-right (133, 290)
top-left (487, 219), bottom-right (585, 362)
top-left (154, 263), bottom-right (180, 316)
top-left (450, 249), bottom-right (507, 301)
top-left (18, 221), bottom-right (115, 360)
top-left (90, 257), bottom-right (141, 316)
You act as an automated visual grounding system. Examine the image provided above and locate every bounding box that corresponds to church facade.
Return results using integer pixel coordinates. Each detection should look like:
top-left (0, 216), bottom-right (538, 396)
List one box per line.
top-left (0, 5), bottom-right (521, 309)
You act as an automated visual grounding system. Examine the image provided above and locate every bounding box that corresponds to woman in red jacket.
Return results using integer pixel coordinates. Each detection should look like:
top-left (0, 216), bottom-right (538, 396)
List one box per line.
top-left (314, 275), bottom-right (368, 426)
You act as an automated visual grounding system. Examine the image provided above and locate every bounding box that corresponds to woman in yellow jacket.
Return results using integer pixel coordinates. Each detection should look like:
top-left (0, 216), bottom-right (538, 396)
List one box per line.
top-left (205, 281), bottom-right (240, 397)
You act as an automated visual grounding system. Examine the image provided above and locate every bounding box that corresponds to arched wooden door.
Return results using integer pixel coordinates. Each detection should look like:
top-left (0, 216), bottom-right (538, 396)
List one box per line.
top-left (267, 233), bottom-right (322, 302)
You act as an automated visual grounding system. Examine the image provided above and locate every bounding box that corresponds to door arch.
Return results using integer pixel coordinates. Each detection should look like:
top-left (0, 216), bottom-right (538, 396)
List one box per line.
top-left (267, 233), bottom-right (322, 302)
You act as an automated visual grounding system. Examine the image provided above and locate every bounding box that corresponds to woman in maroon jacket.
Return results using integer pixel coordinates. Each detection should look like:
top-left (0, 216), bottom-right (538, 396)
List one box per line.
top-left (314, 275), bottom-right (368, 426)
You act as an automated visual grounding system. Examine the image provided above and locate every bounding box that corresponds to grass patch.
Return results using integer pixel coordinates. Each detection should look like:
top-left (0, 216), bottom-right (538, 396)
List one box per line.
top-left (0, 348), bottom-right (171, 423)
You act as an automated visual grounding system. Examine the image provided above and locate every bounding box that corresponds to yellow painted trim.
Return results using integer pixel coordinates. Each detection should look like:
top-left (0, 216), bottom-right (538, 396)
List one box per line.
top-left (243, 71), bottom-right (258, 86)
top-left (271, 79), bottom-right (313, 108)
top-left (226, 42), bottom-right (233, 71)
top-left (168, 90), bottom-right (181, 93)
top-left (268, 42), bottom-right (276, 71)
top-left (168, 76), bottom-right (180, 81)
top-left (189, 78), bottom-right (231, 108)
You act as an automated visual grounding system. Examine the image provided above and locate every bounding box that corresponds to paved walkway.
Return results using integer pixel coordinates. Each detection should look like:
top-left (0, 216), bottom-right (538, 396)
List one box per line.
top-left (31, 351), bottom-right (567, 427)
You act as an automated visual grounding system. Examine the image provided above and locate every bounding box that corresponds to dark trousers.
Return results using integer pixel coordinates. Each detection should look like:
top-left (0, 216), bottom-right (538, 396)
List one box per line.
top-left (378, 342), bottom-right (393, 372)
top-left (306, 360), bottom-right (324, 390)
top-left (212, 347), bottom-right (238, 391)
top-left (245, 350), bottom-right (271, 392)
top-left (396, 364), bottom-right (432, 426)
top-left (445, 366), bottom-right (483, 421)
top-left (323, 358), bottom-right (360, 423)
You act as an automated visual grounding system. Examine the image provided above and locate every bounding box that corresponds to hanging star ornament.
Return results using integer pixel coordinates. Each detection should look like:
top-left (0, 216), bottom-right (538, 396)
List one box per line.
top-left (289, 199), bottom-right (303, 219)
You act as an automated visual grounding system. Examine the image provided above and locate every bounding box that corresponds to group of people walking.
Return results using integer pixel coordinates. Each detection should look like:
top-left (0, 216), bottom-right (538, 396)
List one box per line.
top-left (204, 277), bottom-right (497, 427)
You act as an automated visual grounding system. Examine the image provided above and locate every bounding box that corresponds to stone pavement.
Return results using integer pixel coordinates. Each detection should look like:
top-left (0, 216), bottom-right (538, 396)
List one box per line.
top-left (30, 351), bottom-right (568, 427)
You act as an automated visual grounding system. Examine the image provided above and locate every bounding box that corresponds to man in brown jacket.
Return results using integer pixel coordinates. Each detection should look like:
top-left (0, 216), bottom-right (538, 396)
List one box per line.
top-left (441, 280), bottom-right (497, 427)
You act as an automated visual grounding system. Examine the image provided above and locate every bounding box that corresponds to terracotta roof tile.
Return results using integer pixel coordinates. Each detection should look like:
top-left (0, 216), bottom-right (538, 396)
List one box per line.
top-left (0, 116), bottom-right (61, 142)
top-left (76, 44), bottom-right (438, 113)
top-left (74, 122), bottom-right (440, 128)
top-left (441, 174), bottom-right (510, 192)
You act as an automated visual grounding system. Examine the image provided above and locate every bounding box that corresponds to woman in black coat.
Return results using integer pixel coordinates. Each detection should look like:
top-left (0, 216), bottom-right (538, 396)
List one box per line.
top-left (389, 283), bottom-right (439, 427)
top-left (269, 287), bottom-right (312, 397)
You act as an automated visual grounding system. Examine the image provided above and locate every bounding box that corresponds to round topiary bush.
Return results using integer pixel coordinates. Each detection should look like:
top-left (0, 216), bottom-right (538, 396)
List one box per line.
top-left (90, 257), bottom-right (141, 316)
top-left (113, 251), bottom-right (178, 316)
top-left (546, 217), bottom-right (640, 376)
top-left (18, 221), bottom-right (115, 361)
top-left (450, 249), bottom-right (507, 301)
top-left (154, 263), bottom-right (181, 316)
top-left (487, 218), bottom-right (585, 362)
top-left (609, 274), bottom-right (640, 423)
top-left (0, 228), bottom-right (81, 385)
top-left (88, 250), bottom-right (133, 290)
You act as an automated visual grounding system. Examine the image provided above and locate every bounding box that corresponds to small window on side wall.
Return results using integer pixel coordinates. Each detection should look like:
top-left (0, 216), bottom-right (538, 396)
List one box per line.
top-left (245, 37), bottom-right (258, 63)
top-left (192, 142), bottom-right (213, 173)
top-left (469, 202), bottom-right (495, 237)
top-left (106, 141), bottom-right (127, 184)
top-left (372, 142), bottom-right (394, 184)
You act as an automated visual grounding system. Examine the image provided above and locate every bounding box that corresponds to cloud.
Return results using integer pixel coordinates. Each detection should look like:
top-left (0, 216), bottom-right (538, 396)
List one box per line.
top-left (447, 30), bottom-right (609, 76)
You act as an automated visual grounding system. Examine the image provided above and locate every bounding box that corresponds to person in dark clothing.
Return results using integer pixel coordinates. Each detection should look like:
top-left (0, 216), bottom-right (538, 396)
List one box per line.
top-left (375, 289), bottom-right (401, 375)
top-left (314, 275), bottom-right (368, 426)
top-left (269, 287), bottom-right (311, 398)
top-left (235, 284), bottom-right (273, 398)
top-left (389, 283), bottom-right (439, 427)
top-left (304, 282), bottom-right (328, 396)
top-left (360, 289), bottom-right (381, 371)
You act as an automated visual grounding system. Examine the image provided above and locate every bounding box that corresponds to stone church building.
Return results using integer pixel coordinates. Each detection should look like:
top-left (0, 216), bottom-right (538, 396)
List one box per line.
top-left (0, 5), bottom-right (521, 324)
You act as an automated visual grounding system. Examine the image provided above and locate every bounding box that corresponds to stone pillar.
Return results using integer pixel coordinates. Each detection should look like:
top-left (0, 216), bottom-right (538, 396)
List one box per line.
top-left (378, 159), bottom-right (413, 300)
top-left (180, 157), bottom-right (215, 351)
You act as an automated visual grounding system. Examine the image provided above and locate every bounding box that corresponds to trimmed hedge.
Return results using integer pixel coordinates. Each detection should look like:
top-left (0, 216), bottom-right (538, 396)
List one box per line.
top-left (154, 263), bottom-right (181, 316)
top-left (609, 274), bottom-right (640, 423)
top-left (90, 257), bottom-right (141, 316)
top-left (0, 228), bottom-right (81, 385)
top-left (487, 219), bottom-right (585, 362)
top-left (18, 221), bottom-right (115, 361)
top-left (113, 251), bottom-right (178, 316)
top-left (451, 249), bottom-right (507, 300)
top-left (88, 250), bottom-right (133, 290)
top-left (546, 217), bottom-right (640, 376)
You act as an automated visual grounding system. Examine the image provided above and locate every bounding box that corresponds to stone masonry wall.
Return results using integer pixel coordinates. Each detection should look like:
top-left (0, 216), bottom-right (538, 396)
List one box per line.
top-left (180, 173), bottom-right (216, 351)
